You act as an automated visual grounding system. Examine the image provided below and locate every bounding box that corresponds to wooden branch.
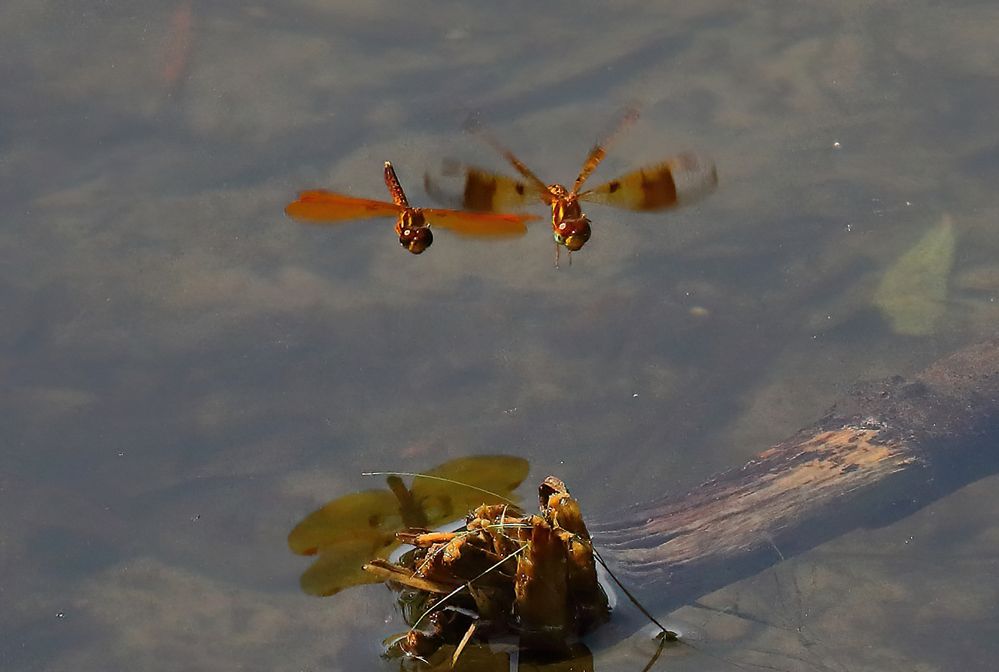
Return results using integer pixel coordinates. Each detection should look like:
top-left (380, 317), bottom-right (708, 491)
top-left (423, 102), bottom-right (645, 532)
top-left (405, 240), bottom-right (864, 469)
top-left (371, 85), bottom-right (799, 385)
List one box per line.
top-left (362, 559), bottom-right (459, 594)
top-left (592, 339), bottom-right (999, 613)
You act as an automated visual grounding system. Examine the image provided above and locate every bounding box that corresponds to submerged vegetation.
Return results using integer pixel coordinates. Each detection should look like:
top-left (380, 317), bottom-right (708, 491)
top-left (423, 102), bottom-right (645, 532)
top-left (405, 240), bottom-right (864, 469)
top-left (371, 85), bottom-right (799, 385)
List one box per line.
top-left (370, 476), bottom-right (610, 662)
top-left (287, 456), bottom-right (529, 596)
top-left (873, 214), bottom-right (957, 335)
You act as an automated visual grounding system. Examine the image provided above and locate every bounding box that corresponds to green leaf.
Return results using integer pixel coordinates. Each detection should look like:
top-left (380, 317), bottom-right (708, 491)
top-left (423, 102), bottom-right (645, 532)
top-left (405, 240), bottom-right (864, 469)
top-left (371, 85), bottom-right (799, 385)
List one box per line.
top-left (873, 215), bottom-right (956, 336)
top-left (287, 490), bottom-right (399, 556)
top-left (288, 455), bottom-right (530, 597)
top-left (412, 455), bottom-right (530, 524)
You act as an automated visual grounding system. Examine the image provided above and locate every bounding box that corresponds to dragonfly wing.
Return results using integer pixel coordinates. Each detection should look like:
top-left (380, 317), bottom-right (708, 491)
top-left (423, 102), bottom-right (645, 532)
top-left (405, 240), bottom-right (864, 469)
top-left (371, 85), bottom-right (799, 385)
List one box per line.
top-left (579, 153), bottom-right (717, 211)
top-left (570, 106), bottom-right (641, 194)
top-left (422, 207), bottom-right (536, 238)
top-left (424, 159), bottom-right (549, 213)
top-left (284, 189), bottom-right (402, 223)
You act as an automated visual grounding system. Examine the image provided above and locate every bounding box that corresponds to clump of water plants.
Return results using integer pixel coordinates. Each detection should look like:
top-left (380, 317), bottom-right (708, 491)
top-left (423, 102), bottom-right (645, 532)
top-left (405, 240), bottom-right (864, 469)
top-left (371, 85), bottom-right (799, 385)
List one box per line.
top-left (364, 476), bottom-right (611, 662)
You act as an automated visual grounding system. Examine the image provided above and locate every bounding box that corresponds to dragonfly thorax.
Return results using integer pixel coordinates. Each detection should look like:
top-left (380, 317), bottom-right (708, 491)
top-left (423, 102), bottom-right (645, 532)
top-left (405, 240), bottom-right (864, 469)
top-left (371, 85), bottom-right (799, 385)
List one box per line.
top-left (549, 188), bottom-right (591, 251)
top-left (395, 210), bottom-right (433, 254)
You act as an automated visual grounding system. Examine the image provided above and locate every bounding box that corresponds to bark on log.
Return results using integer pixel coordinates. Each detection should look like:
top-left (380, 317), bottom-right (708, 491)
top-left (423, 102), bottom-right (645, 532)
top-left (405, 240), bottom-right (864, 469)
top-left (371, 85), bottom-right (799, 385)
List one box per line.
top-left (592, 339), bottom-right (999, 614)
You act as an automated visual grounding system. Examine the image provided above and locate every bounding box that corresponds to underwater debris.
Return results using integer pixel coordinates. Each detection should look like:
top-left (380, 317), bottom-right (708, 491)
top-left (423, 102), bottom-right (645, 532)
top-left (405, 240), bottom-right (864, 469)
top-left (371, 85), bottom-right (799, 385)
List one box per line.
top-left (287, 456), bottom-right (529, 596)
top-left (368, 476), bottom-right (611, 661)
top-left (873, 214), bottom-right (956, 336)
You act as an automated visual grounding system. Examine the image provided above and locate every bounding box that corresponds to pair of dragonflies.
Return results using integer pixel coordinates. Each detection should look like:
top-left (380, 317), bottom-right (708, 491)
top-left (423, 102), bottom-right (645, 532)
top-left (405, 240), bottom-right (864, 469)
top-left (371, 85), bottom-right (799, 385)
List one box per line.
top-left (284, 110), bottom-right (717, 263)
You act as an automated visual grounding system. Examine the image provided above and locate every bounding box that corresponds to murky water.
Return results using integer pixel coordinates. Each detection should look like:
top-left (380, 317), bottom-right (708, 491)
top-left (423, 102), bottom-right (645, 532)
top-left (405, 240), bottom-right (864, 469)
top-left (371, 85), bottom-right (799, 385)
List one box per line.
top-left (3, 1), bottom-right (999, 670)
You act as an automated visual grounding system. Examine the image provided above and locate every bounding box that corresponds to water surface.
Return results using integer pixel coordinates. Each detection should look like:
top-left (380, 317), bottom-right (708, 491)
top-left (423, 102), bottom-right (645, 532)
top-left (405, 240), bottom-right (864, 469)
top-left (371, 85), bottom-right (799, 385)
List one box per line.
top-left (3, 1), bottom-right (999, 670)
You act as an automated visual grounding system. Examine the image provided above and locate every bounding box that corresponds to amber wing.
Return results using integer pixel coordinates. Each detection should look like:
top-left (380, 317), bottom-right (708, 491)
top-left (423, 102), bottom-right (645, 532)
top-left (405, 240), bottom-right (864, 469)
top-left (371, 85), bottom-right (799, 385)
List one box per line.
top-left (424, 160), bottom-right (550, 214)
top-left (284, 190), bottom-right (402, 223)
top-left (579, 153), bottom-right (717, 211)
top-left (421, 208), bottom-right (536, 238)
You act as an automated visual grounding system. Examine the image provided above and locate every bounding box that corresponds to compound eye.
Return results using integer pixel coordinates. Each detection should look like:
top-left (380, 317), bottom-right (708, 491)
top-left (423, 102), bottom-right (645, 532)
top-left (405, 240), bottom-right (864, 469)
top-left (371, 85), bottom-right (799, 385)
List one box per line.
top-left (399, 227), bottom-right (433, 254)
top-left (553, 232), bottom-right (565, 244)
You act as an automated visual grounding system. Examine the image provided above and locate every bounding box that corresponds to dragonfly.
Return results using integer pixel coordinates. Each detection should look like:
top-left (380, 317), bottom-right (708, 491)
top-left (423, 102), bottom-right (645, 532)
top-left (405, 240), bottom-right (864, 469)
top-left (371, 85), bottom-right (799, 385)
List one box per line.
top-left (285, 161), bottom-right (538, 254)
top-left (425, 110), bottom-right (718, 265)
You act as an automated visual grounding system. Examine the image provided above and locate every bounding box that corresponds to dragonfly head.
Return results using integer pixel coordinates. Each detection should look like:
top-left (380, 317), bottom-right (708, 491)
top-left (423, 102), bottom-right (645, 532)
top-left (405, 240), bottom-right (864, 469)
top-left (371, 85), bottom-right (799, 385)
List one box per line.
top-left (397, 211), bottom-right (433, 254)
top-left (551, 193), bottom-right (591, 251)
top-left (553, 216), bottom-right (591, 251)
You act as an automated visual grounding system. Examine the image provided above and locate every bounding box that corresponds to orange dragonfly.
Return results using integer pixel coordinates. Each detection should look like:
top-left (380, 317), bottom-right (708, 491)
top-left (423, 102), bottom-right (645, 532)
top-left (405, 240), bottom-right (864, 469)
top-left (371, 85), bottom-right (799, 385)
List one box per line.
top-left (285, 161), bottom-right (537, 254)
top-left (425, 110), bottom-right (718, 265)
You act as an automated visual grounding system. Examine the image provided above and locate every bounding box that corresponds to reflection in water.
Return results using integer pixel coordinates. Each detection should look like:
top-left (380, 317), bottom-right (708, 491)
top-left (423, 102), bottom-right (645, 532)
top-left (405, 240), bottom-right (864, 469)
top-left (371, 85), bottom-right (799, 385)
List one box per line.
top-left (388, 641), bottom-right (599, 672)
top-left (161, 0), bottom-right (195, 93)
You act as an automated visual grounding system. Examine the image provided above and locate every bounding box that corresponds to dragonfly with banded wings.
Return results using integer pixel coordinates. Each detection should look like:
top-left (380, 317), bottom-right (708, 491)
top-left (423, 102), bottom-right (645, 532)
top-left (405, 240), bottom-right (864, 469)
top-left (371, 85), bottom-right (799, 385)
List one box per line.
top-left (425, 110), bottom-right (719, 265)
top-left (285, 161), bottom-right (538, 254)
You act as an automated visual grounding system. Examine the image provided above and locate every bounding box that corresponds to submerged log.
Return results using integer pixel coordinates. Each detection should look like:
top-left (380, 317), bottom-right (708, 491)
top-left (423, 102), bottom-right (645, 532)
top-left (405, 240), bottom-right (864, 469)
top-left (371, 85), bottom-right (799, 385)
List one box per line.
top-left (593, 339), bottom-right (999, 613)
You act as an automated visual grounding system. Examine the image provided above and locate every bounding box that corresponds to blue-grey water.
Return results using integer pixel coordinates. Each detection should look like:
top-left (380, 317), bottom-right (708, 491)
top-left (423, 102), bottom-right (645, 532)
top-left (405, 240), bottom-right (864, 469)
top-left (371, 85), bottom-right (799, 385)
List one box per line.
top-left (3, 1), bottom-right (999, 670)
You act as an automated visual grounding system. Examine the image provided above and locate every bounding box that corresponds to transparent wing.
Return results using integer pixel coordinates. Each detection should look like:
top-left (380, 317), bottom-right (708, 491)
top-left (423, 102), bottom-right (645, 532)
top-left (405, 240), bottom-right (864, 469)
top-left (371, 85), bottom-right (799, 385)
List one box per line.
top-left (571, 106), bottom-right (640, 195)
top-left (463, 114), bottom-right (554, 203)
